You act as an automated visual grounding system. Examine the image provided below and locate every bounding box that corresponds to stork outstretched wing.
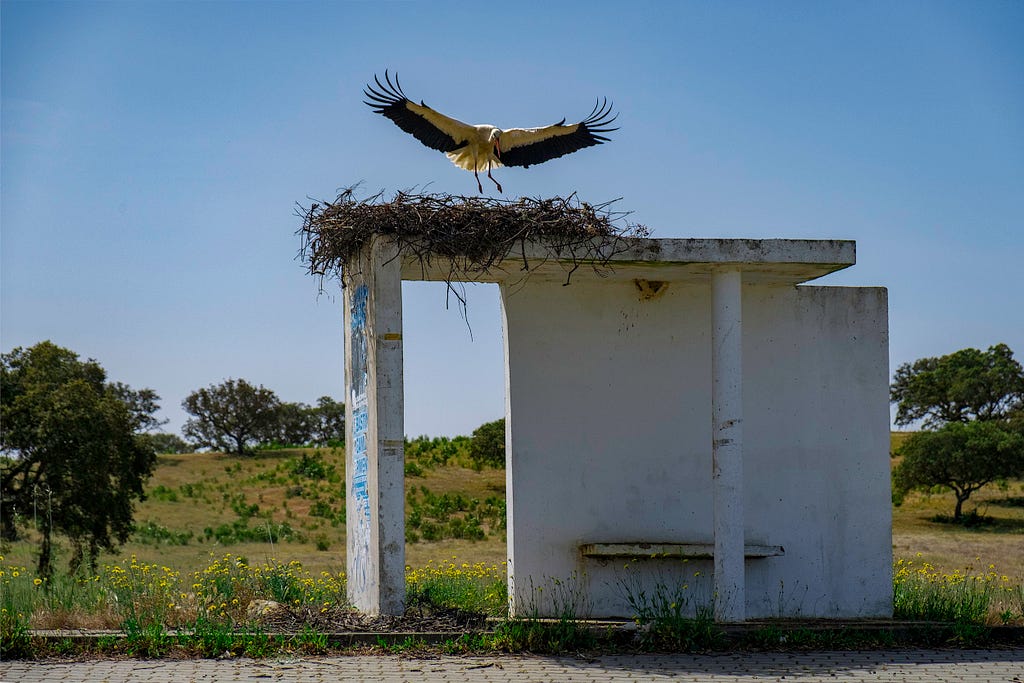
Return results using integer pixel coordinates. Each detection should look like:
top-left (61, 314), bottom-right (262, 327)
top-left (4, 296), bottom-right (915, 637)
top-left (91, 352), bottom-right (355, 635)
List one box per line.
top-left (363, 71), bottom-right (471, 153)
top-left (497, 99), bottom-right (618, 168)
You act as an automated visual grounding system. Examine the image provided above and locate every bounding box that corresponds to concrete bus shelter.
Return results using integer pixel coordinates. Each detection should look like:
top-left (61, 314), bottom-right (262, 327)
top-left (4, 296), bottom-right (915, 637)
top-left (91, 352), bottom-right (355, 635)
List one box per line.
top-left (343, 236), bottom-right (891, 622)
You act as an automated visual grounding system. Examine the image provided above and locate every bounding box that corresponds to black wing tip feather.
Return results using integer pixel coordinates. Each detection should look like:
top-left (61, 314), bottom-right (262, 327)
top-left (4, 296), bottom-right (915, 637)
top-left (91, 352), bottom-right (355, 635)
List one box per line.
top-left (580, 98), bottom-right (619, 137)
top-left (364, 70), bottom-right (410, 112)
top-left (362, 70), bottom-right (462, 154)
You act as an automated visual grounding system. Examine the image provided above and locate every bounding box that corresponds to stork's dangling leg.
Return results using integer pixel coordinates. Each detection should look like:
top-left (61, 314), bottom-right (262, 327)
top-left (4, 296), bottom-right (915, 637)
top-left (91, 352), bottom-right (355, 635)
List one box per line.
top-left (473, 168), bottom-right (483, 194)
top-left (487, 169), bottom-right (503, 194)
top-left (486, 161), bottom-right (503, 193)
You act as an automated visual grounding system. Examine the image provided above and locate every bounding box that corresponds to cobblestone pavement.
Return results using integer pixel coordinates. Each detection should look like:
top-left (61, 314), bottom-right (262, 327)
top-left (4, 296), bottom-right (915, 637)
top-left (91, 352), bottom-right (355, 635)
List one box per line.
top-left (3, 649), bottom-right (1023, 682)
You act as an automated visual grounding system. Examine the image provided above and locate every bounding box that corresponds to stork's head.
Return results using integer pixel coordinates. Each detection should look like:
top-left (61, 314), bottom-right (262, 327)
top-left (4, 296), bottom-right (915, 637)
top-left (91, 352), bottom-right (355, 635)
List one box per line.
top-left (489, 128), bottom-right (502, 157)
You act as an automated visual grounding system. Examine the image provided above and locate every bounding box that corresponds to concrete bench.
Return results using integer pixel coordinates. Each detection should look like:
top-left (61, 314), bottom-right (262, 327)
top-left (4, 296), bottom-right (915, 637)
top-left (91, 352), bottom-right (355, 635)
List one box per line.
top-left (580, 542), bottom-right (785, 560)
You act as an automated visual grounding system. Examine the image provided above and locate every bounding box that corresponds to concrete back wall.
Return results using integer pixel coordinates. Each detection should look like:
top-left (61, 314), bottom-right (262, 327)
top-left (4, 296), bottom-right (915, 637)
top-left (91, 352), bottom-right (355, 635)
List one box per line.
top-left (500, 276), bottom-right (890, 618)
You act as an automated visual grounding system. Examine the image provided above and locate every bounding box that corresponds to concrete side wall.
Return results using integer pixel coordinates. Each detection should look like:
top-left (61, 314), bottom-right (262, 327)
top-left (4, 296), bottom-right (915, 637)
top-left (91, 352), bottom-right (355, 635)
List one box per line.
top-left (743, 284), bottom-right (891, 618)
top-left (500, 277), bottom-right (890, 618)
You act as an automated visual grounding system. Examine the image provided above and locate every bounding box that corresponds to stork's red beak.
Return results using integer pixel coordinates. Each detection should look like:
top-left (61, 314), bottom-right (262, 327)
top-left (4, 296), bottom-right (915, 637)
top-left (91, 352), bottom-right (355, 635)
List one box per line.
top-left (494, 138), bottom-right (501, 158)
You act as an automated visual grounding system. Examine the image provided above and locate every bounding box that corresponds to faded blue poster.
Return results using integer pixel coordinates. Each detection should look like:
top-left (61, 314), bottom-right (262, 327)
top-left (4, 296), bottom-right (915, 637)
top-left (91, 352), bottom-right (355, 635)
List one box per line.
top-left (349, 284), bottom-right (371, 589)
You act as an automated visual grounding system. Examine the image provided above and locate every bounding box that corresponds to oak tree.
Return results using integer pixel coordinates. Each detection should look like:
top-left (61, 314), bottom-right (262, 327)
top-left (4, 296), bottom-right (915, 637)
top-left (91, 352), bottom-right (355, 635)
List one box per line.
top-left (312, 396), bottom-right (345, 446)
top-left (891, 343), bottom-right (1024, 428)
top-left (1, 342), bottom-right (158, 576)
top-left (891, 343), bottom-right (1024, 520)
top-left (469, 418), bottom-right (506, 470)
top-left (893, 420), bottom-right (1024, 520)
top-left (182, 379), bottom-right (281, 456)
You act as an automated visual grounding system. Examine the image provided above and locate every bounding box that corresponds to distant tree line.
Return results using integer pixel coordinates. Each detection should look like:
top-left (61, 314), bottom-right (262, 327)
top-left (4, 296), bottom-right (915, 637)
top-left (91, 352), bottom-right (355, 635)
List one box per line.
top-left (176, 381), bottom-right (509, 464)
top-left (179, 379), bottom-right (345, 455)
top-left (403, 418), bottom-right (506, 473)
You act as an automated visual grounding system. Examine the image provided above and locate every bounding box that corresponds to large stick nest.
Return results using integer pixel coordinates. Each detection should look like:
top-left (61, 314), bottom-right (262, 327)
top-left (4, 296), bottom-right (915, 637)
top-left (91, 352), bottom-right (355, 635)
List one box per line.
top-left (298, 189), bottom-right (649, 289)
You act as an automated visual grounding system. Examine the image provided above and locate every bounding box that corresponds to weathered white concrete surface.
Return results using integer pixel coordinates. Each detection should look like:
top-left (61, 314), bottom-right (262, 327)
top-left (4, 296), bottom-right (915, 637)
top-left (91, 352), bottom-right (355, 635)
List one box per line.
top-left (500, 271), bottom-right (890, 619)
top-left (401, 237), bottom-right (856, 285)
top-left (344, 237), bottom-right (405, 615)
top-left (711, 268), bottom-right (744, 622)
top-left (348, 237), bottom-right (890, 621)
top-left (741, 284), bottom-right (891, 618)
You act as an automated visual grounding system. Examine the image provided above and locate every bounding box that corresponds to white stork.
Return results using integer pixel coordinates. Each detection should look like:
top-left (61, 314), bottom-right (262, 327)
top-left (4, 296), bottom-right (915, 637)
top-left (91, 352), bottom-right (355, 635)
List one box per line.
top-left (363, 71), bottom-right (618, 193)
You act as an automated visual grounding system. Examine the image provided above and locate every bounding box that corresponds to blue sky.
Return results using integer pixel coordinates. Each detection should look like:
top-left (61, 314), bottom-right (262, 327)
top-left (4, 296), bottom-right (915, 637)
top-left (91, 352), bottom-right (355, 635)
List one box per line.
top-left (3, 1), bottom-right (1022, 438)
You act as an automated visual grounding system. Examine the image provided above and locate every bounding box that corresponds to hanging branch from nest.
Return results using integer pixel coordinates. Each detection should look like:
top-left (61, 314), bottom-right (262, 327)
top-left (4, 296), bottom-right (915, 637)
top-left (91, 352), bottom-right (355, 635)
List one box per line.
top-left (297, 188), bottom-right (650, 291)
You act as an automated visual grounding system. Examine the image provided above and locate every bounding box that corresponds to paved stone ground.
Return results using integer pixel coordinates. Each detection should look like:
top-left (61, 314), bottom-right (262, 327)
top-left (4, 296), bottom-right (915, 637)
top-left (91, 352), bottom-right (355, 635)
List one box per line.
top-left (2, 649), bottom-right (1023, 682)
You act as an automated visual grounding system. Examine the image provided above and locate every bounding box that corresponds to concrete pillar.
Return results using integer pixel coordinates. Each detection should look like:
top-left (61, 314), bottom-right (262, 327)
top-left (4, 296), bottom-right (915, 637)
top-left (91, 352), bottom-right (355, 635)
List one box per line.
top-left (344, 237), bottom-right (405, 615)
top-left (711, 267), bottom-right (744, 622)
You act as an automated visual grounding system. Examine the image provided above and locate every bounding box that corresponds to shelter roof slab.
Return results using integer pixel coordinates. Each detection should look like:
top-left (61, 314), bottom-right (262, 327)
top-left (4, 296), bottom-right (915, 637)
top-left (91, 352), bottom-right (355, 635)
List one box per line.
top-left (399, 237), bottom-right (855, 285)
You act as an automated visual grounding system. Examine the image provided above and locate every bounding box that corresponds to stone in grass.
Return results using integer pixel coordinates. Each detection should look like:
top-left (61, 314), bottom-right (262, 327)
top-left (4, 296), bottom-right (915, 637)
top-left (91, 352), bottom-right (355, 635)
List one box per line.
top-left (246, 599), bottom-right (289, 622)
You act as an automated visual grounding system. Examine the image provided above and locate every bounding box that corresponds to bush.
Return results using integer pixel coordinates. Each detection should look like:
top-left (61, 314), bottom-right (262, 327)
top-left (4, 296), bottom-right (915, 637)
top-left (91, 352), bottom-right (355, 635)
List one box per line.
top-left (202, 520), bottom-right (303, 545)
top-left (134, 520), bottom-right (193, 546)
top-left (149, 485), bottom-right (179, 502)
top-left (405, 435), bottom-right (472, 469)
top-left (469, 419), bottom-right (505, 469)
top-left (290, 453), bottom-right (330, 480)
top-left (405, 487), bottom-right (505, 543)
top-left (146, 432), bottom-right (192, 454)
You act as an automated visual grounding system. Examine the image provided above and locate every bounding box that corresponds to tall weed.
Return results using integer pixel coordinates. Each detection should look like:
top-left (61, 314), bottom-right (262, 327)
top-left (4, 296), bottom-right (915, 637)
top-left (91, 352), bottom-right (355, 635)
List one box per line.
top-left (893, 557), bottom-right (1005, 623)
top-left (491, 573), bottom-right (595, 653)
top-left (617, 569), bottom-right (724, 650)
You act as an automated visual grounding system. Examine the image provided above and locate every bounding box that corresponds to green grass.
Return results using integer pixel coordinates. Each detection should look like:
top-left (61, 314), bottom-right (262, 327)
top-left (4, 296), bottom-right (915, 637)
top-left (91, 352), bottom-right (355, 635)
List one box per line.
top-left (7, 436), bottom-right (1016, 583)
top-left (894, 575), bottom-right (993, 623)
top-left (489, 615), bottom-right (599, 653)
top-left (892, 556), bottom-right (1022, 625)
top-left (3, 437), bottom-right (1024, 659)
top-left (3, 557), bottom-right (1022, 658)
top-left (405, 559), bottom-right (507, 617)
top-left (615, 575), bottom-right (725, 650)
top-left (0, 609), bottom-right (31, 659)
top-left (0, 446), bottom-right (507, 580)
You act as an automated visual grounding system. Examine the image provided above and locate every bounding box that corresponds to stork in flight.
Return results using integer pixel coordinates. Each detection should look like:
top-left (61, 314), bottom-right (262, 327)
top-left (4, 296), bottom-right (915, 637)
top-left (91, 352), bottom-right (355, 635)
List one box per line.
top-left (363, 71), bottom-right (618, 193)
